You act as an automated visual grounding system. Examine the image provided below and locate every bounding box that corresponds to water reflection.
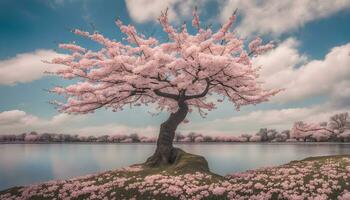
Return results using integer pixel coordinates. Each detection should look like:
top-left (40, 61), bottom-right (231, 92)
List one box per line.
top-left (0, 143), bottom-right (349, 190)
top-left (177, 143), bottom-right (350, 174)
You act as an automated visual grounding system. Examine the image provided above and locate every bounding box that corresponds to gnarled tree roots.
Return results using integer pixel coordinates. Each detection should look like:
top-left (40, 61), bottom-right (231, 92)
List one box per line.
top-left (145, 147), bottom-right (180, 166)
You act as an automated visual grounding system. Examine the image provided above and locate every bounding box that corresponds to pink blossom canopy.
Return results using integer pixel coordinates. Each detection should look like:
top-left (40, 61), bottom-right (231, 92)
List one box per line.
top-left (50, 9), bottom-right (281, 115)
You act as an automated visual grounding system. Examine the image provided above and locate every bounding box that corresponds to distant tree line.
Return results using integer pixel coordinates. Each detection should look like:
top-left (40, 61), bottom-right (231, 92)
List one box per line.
top-left (0, 132), bottom-right (156, 143)
top-left (1, 112), bottom-right (349, 143)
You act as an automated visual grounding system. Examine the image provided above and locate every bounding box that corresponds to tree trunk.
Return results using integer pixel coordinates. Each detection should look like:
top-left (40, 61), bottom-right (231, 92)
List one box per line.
top-left (145, 101), bottom-right (188, 166)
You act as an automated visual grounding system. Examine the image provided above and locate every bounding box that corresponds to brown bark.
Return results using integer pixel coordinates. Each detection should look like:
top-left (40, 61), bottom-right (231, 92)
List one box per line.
top-left (145, 101), bottom-right (188, 166)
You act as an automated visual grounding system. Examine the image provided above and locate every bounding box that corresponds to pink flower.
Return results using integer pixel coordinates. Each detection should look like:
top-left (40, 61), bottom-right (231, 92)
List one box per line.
top-left (254, 182), bottom-right (265, 190)
top-left (212, 186), bottom-right (226, 195)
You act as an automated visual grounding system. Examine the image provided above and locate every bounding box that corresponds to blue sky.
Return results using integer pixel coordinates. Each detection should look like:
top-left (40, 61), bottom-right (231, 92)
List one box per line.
top-left (0, 0), bottom-right (349, 136)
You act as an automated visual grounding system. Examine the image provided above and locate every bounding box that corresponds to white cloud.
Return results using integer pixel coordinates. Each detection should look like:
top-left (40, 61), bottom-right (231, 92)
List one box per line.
top-left (125, 0), bottom-right (208, 23)
top-left (0, 111), bottom-right (81, 133)
top-left (330, 80), bottom-right (350, 108)
top-left (254, 38), bottom-right (307, 78)
top-left (224, 106), bottom-right (335, 130)
top-left (0, 110), bottom-right (28, 125)
top-left (125, 0), bottom-right (350, 36)
top-left (254, 39), bottom-right (350, 103)
top-left (180, 103), bottom-right (349, 135)
top-left (0, 50), bottom-right (65, 85)
top-left (220, 0), bottom-right (350, 36)
top-left (0, 110), bottom-right (82, 133)
top-left (125, 0), bottom-right (176, 23)
top-left (0, 110), bottom-right (157, 136)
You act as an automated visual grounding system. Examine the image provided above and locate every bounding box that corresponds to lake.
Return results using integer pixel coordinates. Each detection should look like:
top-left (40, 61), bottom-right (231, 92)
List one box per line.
top-left (1, 143), bottom-right (350, 190)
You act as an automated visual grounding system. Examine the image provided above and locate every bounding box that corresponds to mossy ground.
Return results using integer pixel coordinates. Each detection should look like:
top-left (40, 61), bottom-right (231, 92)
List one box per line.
top-left (1, 152), bottom-right (350, 200)
top-left (140, 148), bottom-right (221, 177)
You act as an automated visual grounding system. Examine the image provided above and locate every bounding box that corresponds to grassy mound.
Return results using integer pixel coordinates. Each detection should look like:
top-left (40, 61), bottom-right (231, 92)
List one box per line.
top-left (1, 153), bottom-right (350, 199)
top-left (140, 148), bottom-right (216, 175)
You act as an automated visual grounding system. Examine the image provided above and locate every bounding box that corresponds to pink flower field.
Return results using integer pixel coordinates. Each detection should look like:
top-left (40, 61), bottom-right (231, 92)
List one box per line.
top-left (1, 155), bottom-right (350, 200)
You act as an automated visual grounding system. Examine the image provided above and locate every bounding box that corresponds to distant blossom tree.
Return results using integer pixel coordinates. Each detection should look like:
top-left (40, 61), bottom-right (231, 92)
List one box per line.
top-left (50, 9), bottom-right (281, 166)
top-left (290, 112), bottom-right (350, 142)
top-left (291, 121), bottom-right (334, 142)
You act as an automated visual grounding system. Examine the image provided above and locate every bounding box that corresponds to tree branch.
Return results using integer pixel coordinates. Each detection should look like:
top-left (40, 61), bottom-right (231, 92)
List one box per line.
top-left (185, 78), bottom-right (210, 100)
top-left (153, 89), bottom-right (179, 100)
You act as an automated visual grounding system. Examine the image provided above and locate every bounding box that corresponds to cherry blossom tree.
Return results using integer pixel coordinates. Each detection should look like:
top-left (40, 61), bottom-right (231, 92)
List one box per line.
top-left (49, 9), bottom-right (281, 166)
top-left (291, 121), bottom-right (334, 142)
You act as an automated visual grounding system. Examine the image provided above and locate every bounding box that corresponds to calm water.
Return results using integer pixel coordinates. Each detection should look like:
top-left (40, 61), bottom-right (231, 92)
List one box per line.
top-left (1, 143), bottom-right (350, 190)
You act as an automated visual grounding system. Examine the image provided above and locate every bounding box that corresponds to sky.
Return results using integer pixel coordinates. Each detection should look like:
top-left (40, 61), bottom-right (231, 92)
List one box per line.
top-left (0, 0), bottom-right (349, 136)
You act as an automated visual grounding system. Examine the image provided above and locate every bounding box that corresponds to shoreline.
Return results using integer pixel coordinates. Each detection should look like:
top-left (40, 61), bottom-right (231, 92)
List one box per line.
top-left (2, 141), bottom-right (350, 145)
